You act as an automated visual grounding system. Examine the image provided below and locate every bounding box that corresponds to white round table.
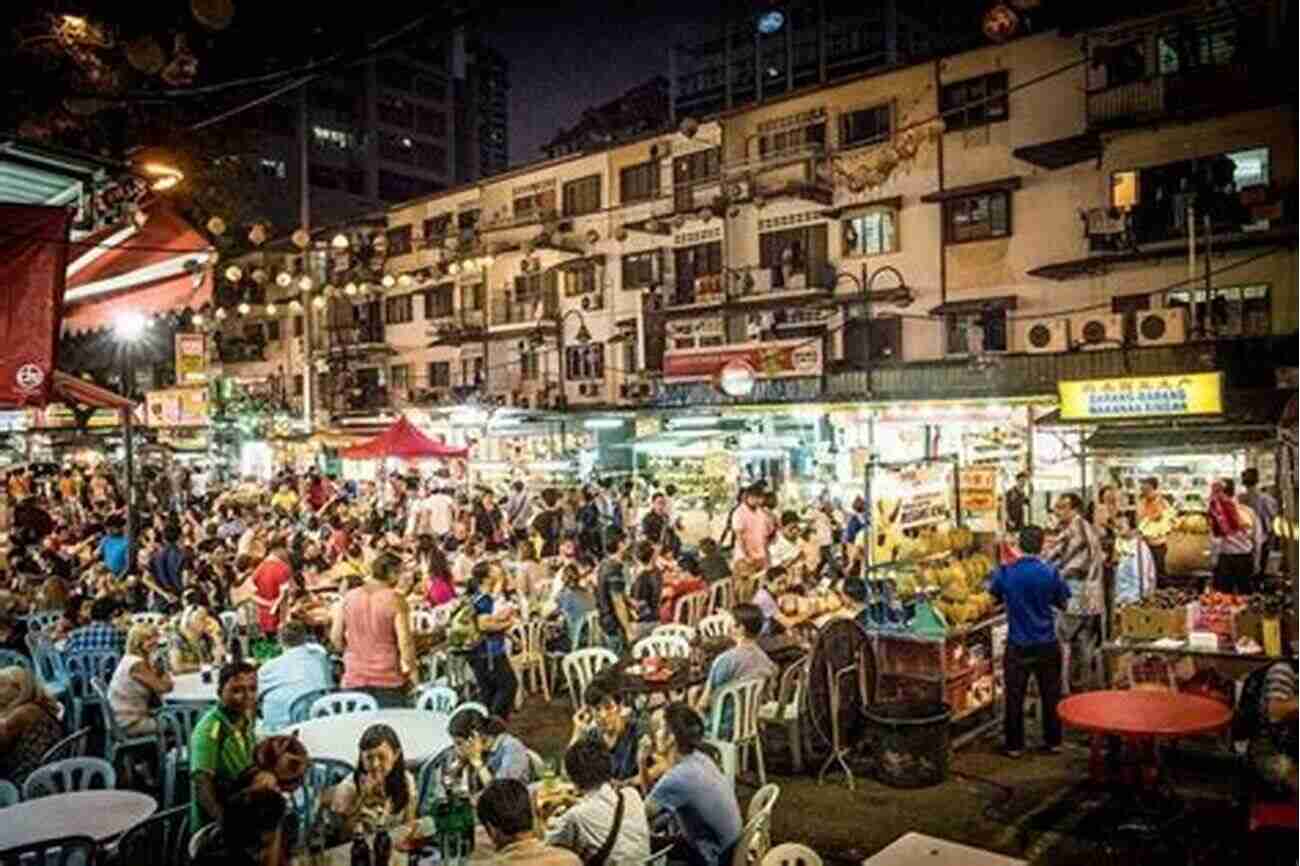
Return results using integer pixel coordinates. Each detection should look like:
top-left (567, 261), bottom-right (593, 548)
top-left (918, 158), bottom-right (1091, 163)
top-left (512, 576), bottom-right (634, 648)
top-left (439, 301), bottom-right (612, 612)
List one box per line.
top-left (165, 671), bottom-right (218, 704)
top-left (0, 790), bottom-right (157, 849)
top-left (288, 709), bottom-right (452, 767)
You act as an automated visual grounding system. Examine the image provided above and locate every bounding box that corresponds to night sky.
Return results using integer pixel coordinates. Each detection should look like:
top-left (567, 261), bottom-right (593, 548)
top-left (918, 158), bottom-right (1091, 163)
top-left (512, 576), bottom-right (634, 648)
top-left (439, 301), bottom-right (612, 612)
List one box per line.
top-left (484, 0), bottom-right (708, 165)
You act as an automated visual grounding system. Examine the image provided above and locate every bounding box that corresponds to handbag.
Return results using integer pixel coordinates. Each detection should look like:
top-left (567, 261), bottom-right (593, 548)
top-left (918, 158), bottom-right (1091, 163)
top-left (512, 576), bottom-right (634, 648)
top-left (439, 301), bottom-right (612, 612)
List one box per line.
top-left (585, 786), bottom-right (627, 866)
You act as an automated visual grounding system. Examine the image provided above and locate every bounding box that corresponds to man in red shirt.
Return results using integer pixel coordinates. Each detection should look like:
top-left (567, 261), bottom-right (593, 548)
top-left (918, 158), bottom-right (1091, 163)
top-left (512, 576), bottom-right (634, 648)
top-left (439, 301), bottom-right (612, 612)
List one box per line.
top-left (306, 471), bottom-right (335, 513)
top-left (251, 543), bottom-right (294, 634)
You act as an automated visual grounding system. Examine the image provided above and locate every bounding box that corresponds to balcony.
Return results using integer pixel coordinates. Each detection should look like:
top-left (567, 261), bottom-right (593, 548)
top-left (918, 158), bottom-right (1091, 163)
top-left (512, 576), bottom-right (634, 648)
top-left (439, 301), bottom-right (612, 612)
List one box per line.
top-left (491, 293), bottom-right (559, 330)
top-left (428, 311), bottom-right (485, 345)
top-left (1086, 63), bottom-right (1281, 131)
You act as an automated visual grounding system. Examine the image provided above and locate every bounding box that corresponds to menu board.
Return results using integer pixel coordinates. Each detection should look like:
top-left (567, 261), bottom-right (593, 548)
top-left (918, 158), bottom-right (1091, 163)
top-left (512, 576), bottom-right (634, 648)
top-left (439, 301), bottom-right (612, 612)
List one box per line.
top-left (875, 461), bottom-right (954, 531)
top-left (959, 466), bottom-right (1000, 533)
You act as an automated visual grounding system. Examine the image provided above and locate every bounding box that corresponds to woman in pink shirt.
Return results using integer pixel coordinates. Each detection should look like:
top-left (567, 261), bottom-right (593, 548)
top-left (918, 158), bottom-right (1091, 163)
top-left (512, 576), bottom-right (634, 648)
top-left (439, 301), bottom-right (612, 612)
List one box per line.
top-left (419, 538), bottom-right (456, 607)
top-left (330, 552), bottom-right (416, 708)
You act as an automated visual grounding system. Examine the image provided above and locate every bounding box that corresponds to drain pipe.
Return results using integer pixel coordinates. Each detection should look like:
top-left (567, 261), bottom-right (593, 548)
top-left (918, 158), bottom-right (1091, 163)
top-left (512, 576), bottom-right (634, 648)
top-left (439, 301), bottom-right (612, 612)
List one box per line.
top-left (933, 58), bottom-right (947, 310)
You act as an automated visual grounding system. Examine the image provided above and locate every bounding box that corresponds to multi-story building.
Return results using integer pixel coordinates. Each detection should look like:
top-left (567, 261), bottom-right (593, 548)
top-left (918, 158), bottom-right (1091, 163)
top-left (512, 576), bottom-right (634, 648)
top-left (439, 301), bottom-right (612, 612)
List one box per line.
top-left (455, 36), bottom-right (510, 179)
top-left (541, 77), bottom-right (672, 159)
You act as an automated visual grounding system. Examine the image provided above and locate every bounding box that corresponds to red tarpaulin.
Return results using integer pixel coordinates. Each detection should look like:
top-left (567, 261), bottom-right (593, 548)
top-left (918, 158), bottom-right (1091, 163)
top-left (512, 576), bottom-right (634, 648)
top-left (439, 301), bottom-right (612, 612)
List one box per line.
top-left (0, 204), bottom-right (72, 406)
top-left (340, 416), bottom-right (469, 460)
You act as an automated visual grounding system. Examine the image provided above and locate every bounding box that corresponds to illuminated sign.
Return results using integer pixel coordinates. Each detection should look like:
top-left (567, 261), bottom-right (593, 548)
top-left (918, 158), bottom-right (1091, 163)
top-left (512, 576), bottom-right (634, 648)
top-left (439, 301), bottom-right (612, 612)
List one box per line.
top-left (1058, 372), bottom-right (1223, 421)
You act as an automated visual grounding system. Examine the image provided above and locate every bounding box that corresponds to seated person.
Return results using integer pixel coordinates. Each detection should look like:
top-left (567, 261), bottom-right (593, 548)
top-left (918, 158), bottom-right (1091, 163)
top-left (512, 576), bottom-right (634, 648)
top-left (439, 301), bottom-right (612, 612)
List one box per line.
top-left (568, 681), bottom-right (641, 780)
top-left (108, 622), bottom-right (174, 735)
top-left (257, 621), bottom-right (335, 732)
top-left (751, 567), bottom-right (811, 635)
top-left (190, 662), bottom-right (259, 831)
top-left (191, 787), bottom-right (289, 866)
top-left (694, 604), bottom-right (776, 736)
top-left (480, 778), bottom-right (580, 866)
top-left (328, 723), bottom-right (418, 835)
top-left (546, 739), bottom-right (650, 863)
top-left (1250, 660), bottom-right (1298, 794)
top-left (658, 554), bottom-right (709, 624)
top-left (641, 703), bottom-right (743, 866)
top-left (170, 591), bottom-right (227, 674)
top-left (0, 666), bottom-right (64, 787)
top-left (629, 541), bottom-right (663, 635)
top-left (62, 595), bottom-right (127, 659)
top-left (697, 538), bottom-right (731, 584)
top-left (446, 708), bottom-right (532, 793)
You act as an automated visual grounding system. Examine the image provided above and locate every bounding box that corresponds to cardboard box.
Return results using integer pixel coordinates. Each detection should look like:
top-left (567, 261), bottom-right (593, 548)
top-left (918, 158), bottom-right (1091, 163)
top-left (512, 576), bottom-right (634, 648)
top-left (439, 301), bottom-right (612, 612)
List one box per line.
top-left (1115, 603), bottom-right (1197, 640)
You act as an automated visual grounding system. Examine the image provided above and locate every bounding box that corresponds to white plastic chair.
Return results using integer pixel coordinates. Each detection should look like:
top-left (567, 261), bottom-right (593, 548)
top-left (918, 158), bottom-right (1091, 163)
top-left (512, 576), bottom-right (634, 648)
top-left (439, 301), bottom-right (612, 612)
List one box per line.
top-left (652, 623), bottom-right (696, 644)
top-left (309, 691), bottom-right (378, 718)
top-left (508, 619), bottom-right (550, 708)
top-left (672, 590), bottom-right (710, 627)
top-left (411, 609), bottom-right (438, 635)
top-left (760, 842), bottom-right (821, 866)
top-left (698, 612), bottom-right (734, 640)
top-left (758, 656), bottom-right (809, 773)
top-left (733, 783), bottom-right (781, 866)
top-left (188, 822), bottom-right (219, 860)
top-left (447, 701), bottom-right (489, 730)
top-left (632, 634), bottom-right (691, 660)
top-left (707, 580), bottom-right (734, 615)
top-left (708, 677), bottom-right (769, 786)
top-left (575, 610), bottom-right (604, 648)
top-left (414, 684), bottom-right (460, 719)
top-left (130, 612), bottom-right (167, 629)
top-left (561, 648), bottom-right (618, 707)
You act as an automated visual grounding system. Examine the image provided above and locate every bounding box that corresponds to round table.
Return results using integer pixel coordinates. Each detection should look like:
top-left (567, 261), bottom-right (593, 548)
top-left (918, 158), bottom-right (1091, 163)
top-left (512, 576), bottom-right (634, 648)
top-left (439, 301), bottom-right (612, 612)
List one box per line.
top-left (165, 671), bottom-right (218, 704)
top-left (0, 790), bottom-right (157, 849)
top-left (1058, 690), bottom-right (1233, 738)
top-left (596, 657), bottom-right (708, 699)
top-left (288, 708), bottom-right (453, 768)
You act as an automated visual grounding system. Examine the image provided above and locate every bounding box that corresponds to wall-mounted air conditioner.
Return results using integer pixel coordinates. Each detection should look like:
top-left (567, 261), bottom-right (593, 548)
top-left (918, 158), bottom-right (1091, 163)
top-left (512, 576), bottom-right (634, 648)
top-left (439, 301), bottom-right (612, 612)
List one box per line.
top-left (1135, 308), bottom-right (1188, 346)
top-left (1012, 317), bottom-right (1070, 354)
top-left (1070, 312), bottom-right (1124, 350)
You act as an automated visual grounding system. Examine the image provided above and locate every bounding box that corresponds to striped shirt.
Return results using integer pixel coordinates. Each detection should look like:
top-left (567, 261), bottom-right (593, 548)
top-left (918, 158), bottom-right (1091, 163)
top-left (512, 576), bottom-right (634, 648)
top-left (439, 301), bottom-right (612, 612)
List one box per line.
top-left (1259, 661), bottom-right (1298, 751)
top-left (1045, 516), bottom-right (1103, 615)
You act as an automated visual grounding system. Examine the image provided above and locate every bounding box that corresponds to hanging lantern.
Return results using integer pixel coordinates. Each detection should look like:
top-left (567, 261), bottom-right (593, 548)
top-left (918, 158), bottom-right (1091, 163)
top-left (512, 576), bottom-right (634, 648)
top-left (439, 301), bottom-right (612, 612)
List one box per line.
top-left (288, 299), bottom-right (303, 314)
top-left (214, 308), bottom-right (227, 321)
top-left (291, 228), bottom-right (311, 249)
top-left (344, 282), bottom-right (358, 296)
top-left (266, 302), bottom-right (278, 316)
top-left (224, 265), bottom-right (242, 283)
top-left (125, 35), bottom-right (166, 74)
top-left (983, 3), bottom-right (1020, 43)
top-left (248, 224), bottom-right (268, 246)
top-left (481, 254), bottom-right (495, 268)
top-left (236, 302), bottom-right (251, 316)
top-left (206, 216), bottom-right (227, 236)
top-left (251, 268), bottom-right (268, 284)
top-left (311, 296), bottom-right (327, 310)
top-left (382, 274), bottom-right (396, 288)
top-left (275, 272), bottom-right (293, 288)
top-left (398, 274), bottom-right (414, 288)
top-left (191, 0), bottom-right (235, 30)
top-left (330, 232), bottom-right (350, 250)
top-left (298, 275), bottom-right (314, 291)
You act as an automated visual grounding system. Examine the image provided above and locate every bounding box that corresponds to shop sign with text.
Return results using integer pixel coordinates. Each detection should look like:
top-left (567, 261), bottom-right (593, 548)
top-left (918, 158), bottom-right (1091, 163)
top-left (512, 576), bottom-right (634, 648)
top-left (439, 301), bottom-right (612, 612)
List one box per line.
top-left (663, 338), bottom-right (822, 383)
top-left (655, 377), bottom-right (822, 407)
top-left (174, 333), bottom-right (208, 385)
top-left (146, 386), bottom-right (210, 427)
top-left (1058, 372), bottom-right (1223, 421)
top-left (959, 466), bottom-right (1000, 533)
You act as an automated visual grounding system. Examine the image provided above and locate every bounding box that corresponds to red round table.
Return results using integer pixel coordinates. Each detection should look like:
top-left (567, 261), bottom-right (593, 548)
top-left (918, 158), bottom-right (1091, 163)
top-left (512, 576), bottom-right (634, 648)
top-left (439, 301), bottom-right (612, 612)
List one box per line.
top-left (1058, 690), bottom-right (1232, 738)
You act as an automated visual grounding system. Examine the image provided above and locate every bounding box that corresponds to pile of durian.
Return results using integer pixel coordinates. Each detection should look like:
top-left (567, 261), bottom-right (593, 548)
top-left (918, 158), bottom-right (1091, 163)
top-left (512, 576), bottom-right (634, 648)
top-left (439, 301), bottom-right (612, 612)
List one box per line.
top-left (893, 551), bottom-right (999, 626)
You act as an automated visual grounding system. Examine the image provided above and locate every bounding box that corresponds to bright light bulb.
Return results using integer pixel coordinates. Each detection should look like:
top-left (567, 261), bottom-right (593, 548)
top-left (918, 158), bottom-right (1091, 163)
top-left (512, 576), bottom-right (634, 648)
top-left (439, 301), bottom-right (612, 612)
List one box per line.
top-left (382, 274), bottom-right (396, 288)
top-left (331, 232), bottom-right (350, 250)
top-left (289, 300), bottom-right (303, 314)
top-left (398, 274), bottom-right (414, 288)
top-left (276, 272), bottom-right (292, 288)
top-left (266, 303), bottom-right (278, 316)
top-left (113, 312), bottom-right (148, 343)
top-left (298, 275), bottom-right (313, 291)
top-left (448, 261), bottom-right (460, 275)
top-left (215, 308), bottom-right (228, 321)
top-left (311, 296), bottom-right (327, 310)
top-left (482, 254), bottom-right (494, 267)
top-left (344, 282), bottom-right (358, 296)
top-left (237, 302), bottom-right (251, 316)
top-left (192, 314), bottom-right (205, 327)
top-left (224, 265), bottom-right (242, 283)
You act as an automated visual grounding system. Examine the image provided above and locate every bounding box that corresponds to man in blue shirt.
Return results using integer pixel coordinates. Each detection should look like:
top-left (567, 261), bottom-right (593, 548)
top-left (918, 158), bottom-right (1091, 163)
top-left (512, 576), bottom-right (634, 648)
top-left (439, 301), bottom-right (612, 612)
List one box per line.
top-left (148, 523), bottom-right (187, 607)
top-left (98, 515), bottom-right (130, 577)
top-left (989, 525), bottom-right (1071, 758)
top-left (256, 621), bottom-right (335, 731)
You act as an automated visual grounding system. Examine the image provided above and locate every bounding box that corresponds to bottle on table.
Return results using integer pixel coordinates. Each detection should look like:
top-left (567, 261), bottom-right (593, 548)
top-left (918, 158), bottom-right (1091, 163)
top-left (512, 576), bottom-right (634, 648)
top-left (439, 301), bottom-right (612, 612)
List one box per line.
top-left (350, 833), bottom-right (372, 866)
top-left (372, 827), bottom-right (392, 866)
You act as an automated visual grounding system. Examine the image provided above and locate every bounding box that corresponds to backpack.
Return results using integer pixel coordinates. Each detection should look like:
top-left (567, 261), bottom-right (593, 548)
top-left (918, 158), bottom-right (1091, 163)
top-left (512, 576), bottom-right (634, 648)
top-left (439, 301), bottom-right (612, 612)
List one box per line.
top-left (446, 595), bottom-right (484, 654)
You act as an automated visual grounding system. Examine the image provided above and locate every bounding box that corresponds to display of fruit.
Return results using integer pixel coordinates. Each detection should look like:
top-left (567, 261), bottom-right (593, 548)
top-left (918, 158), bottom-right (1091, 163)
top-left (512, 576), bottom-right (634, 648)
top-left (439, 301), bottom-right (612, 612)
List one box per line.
top-left (1243, 588), bottom-right (1292, 615)
top-left (1199, 591), bottom-right (1247, 610)
top-left (1126, 587), bottom-right (1196, 610)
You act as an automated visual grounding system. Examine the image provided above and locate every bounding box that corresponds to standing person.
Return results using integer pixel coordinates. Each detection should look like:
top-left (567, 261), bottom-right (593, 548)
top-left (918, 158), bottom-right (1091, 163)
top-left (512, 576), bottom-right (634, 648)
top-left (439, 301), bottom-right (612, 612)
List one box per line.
top-left (1239, 468), bottom-right (1278, 564)
top-left (641, 494), bottom-right (680, 558)
top-left (98, 514), bottom-right (130, 578)
top-left (464, 561), bottom-right (519, 718)
top-left (190, 661), bottom-right (259, 830)
top-left (330, 551), bottom-right (416, 708)
top-left (148, 523), bottom-right (188, 609)
top-left (531, 488), bottom-right (564, 558)
top-left (1091, 485), bottom-right (1121, 537)
top-left (1137, 477), bottom-right (1172, 578)
top-left (989, 526), bottom-right (1071, 758)
top-left (504, 481), bottom-right (533, 546)
top-left (1208, 479), bottom-right (1262, 593)
top-left (1043, 493), bottom-right (1104, 693)
top-left (1005, 472), bottom-right (1031, 534)
top-left (250, 543), bottom-right (294, 635)
top-left (474, 490), bottom-right (508, 551)
top-left (576, 488), bottom-right (603, 557)
top-left (595, 529), bottom-right (634, 655)
top-left (730, 485), bottom-right (770, 572)
top-left (843, 497), bottom-right (869, 548)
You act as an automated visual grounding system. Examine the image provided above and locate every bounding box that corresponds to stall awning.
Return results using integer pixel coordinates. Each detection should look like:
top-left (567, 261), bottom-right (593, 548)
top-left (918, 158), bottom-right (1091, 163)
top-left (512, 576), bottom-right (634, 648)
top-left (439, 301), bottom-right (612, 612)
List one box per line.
top-left (63, 268), bottom-right (212, 333)
top-left (50, 371), bottom-right (133, 411)
top-left (1084, 425), bottom-right (1277, 453)
top-left (617, 429), bottom-right (727, 455)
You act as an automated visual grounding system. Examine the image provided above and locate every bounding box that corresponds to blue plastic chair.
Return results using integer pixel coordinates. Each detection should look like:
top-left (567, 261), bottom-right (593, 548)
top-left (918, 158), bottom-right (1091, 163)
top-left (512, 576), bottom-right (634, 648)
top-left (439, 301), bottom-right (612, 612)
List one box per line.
top-left (0, 834), bottom-right (97, 866)
top-left (290, 758), bottom-right (353, 843)
top-left (286, 688), bottom-right (332, 727)
top-left (22, 610), bottom-right (63, 635)
top-left (414, 684), bottom-right (459, 718)
top-left (0, 650), bottom-right (30, 673)
top-left (157, 703), bottom-right (208, 809)
top-left (38, 727), bottom-right (90, 765)
top-left (62, 650), bottom-right (119, 732)
top-left (309, 691), bottom-right (377, 719)
top-left (25, 633), bottom-right (69, 707)
top-left (91, 675), bottom-right (159, 788)
top-left (415, 745), bottom-right (457, 814)
top-left (22, 756), bottom-right (116, 800)
top-left (0, 780), bottom-right (18, 808)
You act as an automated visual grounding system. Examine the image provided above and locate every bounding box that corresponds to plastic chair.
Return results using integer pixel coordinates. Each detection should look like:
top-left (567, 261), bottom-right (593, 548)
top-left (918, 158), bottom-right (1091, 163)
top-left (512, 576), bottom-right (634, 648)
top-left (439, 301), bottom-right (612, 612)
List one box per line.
top-left (427, 650), bottom-right (475, 697)
top-left (575, 610), bottom-right (604, 649)
top-left (672, 590), bottom-right (710, 627)
top-left (760, 842), bottom-right (822, 866)
top-left (561, 648), bottom-right (618, 708)
top-left (27, 633), bottom-right (69, 707)
top-left (290, 757), bottom-right (354, 840)
top-left (91, 674), bottom-right (160, 788)
top-left (708, 677), bottom-right (769, 786)
top-left (38, 727), bottom-right (90, 765)
top-left (218, 610), bottom-right (239, 640)
top-left (0, 780), bottom-right (18, 808)
top-left (309, 690), bottom-right (378, 719)
top-left (651, 624), bottom-right (696, 644)
top-left (633, 634), bottom-right (692, 660)
top-left (286, 687), bottom-right (332, 726)
top-left (129, 612), bottom-right (167, 629)
top-left (414, 684), bottom-right (460, 719)
top-left (116, 804), bottom-right (189, 866)
top-left (23, 756), bottom-right (116, 800)
top-left (188, 822), bottom-right (220, 861)
top-left (411, 609), bottom-right (438, 635)
top-left (733, 783), bottom-right (780, 866)
top-left (0, 650), bottom-right (31, 672)
top-left (157, 703), bottom-right (208, 809)
top-left (416, 745), bottom-right (457, 812)
top-left (508, 619), bottom-right (550, 708)
top-left (640, 848), bottom-right (672, 866)
top-left (0, 835), bottom-right (98, 866)
top-left (62, 650), bottom-right (119, 732)
top-left (758, 656), bottom-right (809, 773)
top-left (526, 748), bottom-right (547, 782)
top-left (22, 610), bottom-right (63, 635)
top-left (707, 580), bottom-right (734, 615)
top-left (699, 612), bottom-right (734, 640)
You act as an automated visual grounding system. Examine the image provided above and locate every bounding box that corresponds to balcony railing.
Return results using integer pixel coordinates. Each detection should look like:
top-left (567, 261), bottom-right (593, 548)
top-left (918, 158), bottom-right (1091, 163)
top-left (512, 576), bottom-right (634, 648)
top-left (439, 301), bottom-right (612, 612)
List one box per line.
top-left (218, 340), bottom-right (266, 363)
top-left (492, 295), bottom-right (559, 327)
top-left (1086, 64), bottom-right (1274, 131)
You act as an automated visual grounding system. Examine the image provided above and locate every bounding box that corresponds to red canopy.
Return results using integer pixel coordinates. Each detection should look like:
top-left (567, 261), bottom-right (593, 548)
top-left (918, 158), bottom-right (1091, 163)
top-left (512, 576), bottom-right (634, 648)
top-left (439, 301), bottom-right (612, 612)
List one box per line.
top-left (340, 417), bottom-right (468, 460)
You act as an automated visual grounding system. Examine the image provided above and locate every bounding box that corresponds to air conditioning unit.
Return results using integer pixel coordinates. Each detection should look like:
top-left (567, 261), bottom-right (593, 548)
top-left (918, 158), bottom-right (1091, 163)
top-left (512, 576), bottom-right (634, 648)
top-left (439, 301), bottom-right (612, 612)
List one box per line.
top-left (726, 178), bottom-right (752, 202)
top-left (1013, 317), bottom-right (1070, 354)
top-left (1070, 313), bottom-right (1124, 350)
top-left (1136, 308), bottom-right (1188, 346)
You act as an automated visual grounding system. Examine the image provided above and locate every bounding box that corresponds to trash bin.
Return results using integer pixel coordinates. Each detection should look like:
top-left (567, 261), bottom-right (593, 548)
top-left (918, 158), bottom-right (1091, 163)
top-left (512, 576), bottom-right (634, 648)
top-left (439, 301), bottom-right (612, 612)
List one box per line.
top-left (863, 701), bottom-right (952, 788)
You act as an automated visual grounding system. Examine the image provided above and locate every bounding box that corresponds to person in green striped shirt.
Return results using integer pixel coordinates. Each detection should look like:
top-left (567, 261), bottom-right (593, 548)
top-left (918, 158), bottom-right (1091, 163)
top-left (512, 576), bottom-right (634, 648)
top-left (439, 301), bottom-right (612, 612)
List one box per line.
top-left (190, 661), bottom-right (259, 831)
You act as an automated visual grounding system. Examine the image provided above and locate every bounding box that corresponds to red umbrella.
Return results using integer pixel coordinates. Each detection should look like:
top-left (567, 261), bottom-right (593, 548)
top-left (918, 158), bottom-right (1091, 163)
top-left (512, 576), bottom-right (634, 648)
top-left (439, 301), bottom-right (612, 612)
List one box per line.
top-left (339, 416), bottom-right (468, 460)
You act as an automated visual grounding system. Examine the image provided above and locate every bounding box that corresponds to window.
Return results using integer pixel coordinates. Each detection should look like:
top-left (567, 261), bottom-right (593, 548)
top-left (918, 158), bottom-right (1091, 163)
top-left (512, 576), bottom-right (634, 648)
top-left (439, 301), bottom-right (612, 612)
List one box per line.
top-left (259, 158), bottom-right (286, 179)
top-left (565, 344), bottom-right (604, 381)
top-left (428, 361), bottom-right (451, 388)
top-left (243, 324), bottom-right (263, 343)
top-left (839, 103), bottom-right (892, 149)
top-left (312, 126), bottom-right (355, 149)
top-left (423, 215), bottom-right (450, 243)
top-left (673, 241), bottom-right (722, 284)
top-left (563, 265), bottom-right (598, 297)
top-left (562, 175), bottom-right (602, 217)
top-left (293, 316), bottom-right (304, 337)
top-left (461, 356), bottom-right (484, 387)
top-left (423, 284), bottom-right (454, 318)
top-left (513, 273), bottom-right (545, 303)
top-left (266, 320), bottom-right (281, 342)
top-left (842, 208), bottom-right (899, 256)
top-left (622, 250), bottom-right (663, 289)
top-left (520, 351), bottom-right (540, 381)
top-left (513, 185), bottom-right (557, 220)
top-left (385, 294), bottom-right (413, 324)
top-left (759, 225), bottom-right (829, 285)
top-left (945, 309), bottom-right (1008, 355)
top-left (457, 210), bottom-right (480, 231)
top-left (1167, 284), bottom-right (1270, 337)
top-left (462, 283), bottom-right (483, 311)
top-left (940, 71), bottom-right (1008, 132)
top-left (667, 317), bottom-right (725, 350)
top-left (293, 374), bottom-right (304, 396)
top-left (390, 364), bottom-right (410, 390)
top-left (673, 149), bottom-right (721, 184)
top-left (944, 191), bottom-right (1011, 243)
top-left (379, 171), bottom-right (436, 201)
top-left (620, 162), bottom-right (660, 203)
top-left (385, 226), bottom-right (413, 256)
top-left (758, 122), bottom-right (825, 158)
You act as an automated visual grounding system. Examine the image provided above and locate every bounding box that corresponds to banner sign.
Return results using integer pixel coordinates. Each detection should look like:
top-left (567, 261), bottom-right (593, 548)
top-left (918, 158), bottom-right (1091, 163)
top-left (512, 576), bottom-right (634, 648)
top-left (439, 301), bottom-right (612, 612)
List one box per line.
top-left (1058, 372), bottom-right (1223, 421)
top-left (654, 377), bottom-right (821, 407)
top-left (663, 338), bottom-right (822, 383)
top-left (145, 386), bottom-right (209, 427)
top-left (959, 466), bottom-right (1000, 533)
top-left (174, 333), bottom-right (208, 385)
top-left (0, 205), bottom-right (72, 407)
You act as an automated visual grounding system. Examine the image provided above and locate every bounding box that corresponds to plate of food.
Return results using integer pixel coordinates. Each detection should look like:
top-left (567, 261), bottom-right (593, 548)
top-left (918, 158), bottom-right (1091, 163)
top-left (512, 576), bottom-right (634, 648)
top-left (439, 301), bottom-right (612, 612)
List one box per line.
top-left (624, 663), bottom-right (643, 676)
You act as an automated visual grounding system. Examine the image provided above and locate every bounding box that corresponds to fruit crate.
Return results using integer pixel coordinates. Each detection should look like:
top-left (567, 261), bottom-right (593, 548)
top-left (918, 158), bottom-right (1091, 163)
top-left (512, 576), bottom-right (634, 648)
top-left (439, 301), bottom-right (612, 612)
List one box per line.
top-left (1115, 603), bottom-right (1197, 640)
top-left (1193, 605), bottom-right (1245, 638)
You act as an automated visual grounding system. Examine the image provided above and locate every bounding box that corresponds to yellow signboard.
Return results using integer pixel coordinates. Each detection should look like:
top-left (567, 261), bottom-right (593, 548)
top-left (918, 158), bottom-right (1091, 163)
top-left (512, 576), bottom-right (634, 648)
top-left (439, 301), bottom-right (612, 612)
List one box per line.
top-left (174, 333), bottom-right (208, 385)
top-left (1058, 372), bottom-right (1223, 421)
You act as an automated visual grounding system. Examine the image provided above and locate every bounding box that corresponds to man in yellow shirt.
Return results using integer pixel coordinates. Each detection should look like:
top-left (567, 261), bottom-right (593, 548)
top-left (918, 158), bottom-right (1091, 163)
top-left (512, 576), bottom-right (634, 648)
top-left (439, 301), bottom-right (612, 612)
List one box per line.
top-left (269, 483), bottom-right (299, 514)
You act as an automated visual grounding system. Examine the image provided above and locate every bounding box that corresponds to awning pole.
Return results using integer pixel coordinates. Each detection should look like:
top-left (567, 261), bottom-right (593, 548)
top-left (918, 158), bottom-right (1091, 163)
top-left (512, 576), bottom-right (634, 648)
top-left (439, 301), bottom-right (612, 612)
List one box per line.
top-left (123, 405), bottom-right (135, 570)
